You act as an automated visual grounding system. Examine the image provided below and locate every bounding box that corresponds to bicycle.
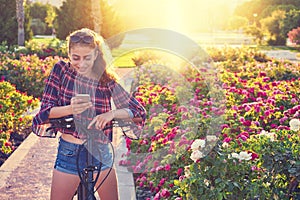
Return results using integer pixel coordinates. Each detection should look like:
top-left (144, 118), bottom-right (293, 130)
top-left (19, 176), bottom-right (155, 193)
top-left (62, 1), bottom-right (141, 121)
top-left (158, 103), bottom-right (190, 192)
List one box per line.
top-left (46, 116), bottom-right (141, 200)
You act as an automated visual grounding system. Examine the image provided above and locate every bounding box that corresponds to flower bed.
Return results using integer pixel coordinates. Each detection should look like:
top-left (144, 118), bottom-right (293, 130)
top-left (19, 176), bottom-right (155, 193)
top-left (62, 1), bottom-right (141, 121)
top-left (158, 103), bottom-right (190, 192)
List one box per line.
top-left (0, 81), bottom-right (39, 166)
top-left (0, 53), bottom-right (61, 166)
top-left (121, 47), bottom-right (300, 199)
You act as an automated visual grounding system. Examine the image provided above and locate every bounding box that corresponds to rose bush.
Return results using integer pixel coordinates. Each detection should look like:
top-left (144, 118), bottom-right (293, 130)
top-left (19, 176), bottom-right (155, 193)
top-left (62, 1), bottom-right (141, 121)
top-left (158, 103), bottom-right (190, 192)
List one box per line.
top-left (121, 47), bottom-right (300, 199)
top-left (0, 54), bottom-right (62, 97)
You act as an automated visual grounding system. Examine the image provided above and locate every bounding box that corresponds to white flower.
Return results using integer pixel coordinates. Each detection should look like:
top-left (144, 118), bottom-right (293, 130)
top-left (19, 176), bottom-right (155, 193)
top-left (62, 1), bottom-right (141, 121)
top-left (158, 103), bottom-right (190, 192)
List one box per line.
top-left (230, 151), bottom-right (252, 161)
top-left (289, 118), bottom-right (300, 131)
top-left (259, 130), bottom-right (276, 141)
top-left (222, 142), bottom-right (230, 148)
top-left (231, 153), bottom-right (240, 159)
top-left (184, 165), bottom-right (191, 178)
top-left (191, 139), bottom-right (206, 150)
top-left (190, 150), bottom-right (204, 162)
top-left (206, 135), bottom-right (218, 142)
top-left (204, 179), bottom-right (210, 186)
top-left (239, 151), bottom-right (252, 161)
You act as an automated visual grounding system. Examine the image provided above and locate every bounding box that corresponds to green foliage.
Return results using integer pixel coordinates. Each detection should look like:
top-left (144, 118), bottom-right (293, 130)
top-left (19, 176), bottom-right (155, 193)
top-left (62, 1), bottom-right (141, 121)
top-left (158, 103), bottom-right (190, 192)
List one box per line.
top-left (56, 0), bottom-right (124, 47)
top-left (31, 18), bottom-right (47, 35)
top-left (100, 0), bottom-right (125, 49)
top-left (0, 0), bottom-right (18, 46)
top-left (0, 81), bottom-right (39, 154)
top-left (260, 9), bottom-right (287, 45)
top-left (0, 1), bottom-right (33, 46)
top-left (56, 0), bottom-right (95, 40)
top-left (28, 2), bottom-right (57, 35)
top-left (282, 9), bottom-right (300, 39)
top-left (0, 54), bottom-right (61, 98)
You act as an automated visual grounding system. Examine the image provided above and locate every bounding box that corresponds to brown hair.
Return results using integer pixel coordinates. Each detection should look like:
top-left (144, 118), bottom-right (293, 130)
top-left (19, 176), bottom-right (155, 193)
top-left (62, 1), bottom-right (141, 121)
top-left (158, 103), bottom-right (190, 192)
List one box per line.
top-left (67, 28), bottom-right (117, 85)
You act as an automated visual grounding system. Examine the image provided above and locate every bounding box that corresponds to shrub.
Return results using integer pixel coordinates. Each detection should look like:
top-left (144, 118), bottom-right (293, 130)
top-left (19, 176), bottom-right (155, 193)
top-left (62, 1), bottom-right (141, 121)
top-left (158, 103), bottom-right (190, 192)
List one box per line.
top-left (0, 54), bottom-right (62, 98)
top-left (288, 27), bottom-right (300, 45)
top-left (122, 46), bottom-right (300, 199)
top-left (0, 81), bottom-right (39, 155)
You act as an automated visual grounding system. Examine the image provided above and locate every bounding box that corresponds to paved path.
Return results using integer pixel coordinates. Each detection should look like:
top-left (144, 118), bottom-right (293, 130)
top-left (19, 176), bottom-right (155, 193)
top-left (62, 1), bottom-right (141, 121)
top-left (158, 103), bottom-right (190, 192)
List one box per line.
top-left (262, 50), bottom-right (300, 62)
top-left (0, 68), bottom-right (137, 200)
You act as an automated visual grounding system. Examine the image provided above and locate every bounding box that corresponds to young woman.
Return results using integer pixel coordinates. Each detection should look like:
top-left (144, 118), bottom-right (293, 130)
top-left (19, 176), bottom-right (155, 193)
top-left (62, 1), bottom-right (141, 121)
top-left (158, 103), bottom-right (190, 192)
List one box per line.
top-left (32, 28), bottom-right (146, 200)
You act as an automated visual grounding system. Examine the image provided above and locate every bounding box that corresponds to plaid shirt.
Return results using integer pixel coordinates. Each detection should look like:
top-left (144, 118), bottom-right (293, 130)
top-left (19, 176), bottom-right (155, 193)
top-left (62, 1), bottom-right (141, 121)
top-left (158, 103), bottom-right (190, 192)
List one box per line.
top-left (32, 60), bottom-right (146, 141)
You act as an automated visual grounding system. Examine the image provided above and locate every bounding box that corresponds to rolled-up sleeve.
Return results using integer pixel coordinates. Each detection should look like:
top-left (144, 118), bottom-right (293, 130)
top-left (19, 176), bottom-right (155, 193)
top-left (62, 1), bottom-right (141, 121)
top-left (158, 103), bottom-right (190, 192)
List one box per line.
top-left (108, 81), bottom-right (147, 126)
top-left (32, 62), bottom-right (62, 136)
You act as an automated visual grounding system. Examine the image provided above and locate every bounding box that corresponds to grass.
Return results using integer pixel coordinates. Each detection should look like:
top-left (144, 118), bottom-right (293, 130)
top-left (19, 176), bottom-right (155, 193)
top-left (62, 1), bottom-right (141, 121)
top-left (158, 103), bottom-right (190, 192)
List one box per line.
top-left (30, 35), bottom-right (300, 67)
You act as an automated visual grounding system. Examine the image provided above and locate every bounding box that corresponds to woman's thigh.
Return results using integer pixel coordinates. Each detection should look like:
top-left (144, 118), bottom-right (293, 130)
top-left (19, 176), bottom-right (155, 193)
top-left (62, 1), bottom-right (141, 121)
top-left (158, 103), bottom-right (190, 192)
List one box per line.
top-left (50, 169), bottom-right (80, 200)
top-left (95, 168), bottom-right (119, 200)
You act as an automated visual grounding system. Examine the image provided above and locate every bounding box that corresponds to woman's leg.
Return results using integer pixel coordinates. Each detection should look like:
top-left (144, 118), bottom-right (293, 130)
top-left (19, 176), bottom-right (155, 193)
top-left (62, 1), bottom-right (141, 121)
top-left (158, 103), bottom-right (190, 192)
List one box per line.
top-left (50, 169), bottom-right (80, 200)
top-left (95, 168), bottom-right (119, 200)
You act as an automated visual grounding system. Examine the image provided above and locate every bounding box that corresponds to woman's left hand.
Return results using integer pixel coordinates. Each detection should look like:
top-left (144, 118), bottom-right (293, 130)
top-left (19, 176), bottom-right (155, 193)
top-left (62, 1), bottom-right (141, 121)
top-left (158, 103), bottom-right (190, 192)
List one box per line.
top-left (87, 111), bottom-right (114, 130)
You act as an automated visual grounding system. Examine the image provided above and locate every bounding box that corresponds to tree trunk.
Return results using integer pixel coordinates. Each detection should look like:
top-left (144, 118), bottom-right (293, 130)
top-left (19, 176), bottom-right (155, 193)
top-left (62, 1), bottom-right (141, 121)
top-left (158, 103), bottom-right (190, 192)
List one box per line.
top-left (16, 0), bottom-right (25, 46)
top-left (91, 0), bottom-right (102, 35)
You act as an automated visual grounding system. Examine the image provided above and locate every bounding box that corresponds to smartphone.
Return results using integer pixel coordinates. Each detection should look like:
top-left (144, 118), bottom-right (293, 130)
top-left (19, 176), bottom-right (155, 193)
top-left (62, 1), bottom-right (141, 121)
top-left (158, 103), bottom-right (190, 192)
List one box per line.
top-left (76, 94), bottom-right (91, 102)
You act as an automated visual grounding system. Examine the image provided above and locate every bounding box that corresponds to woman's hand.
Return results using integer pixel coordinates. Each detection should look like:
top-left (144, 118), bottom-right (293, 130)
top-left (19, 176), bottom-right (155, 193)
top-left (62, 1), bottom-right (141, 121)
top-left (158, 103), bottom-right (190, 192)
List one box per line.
top-left (88, 111), bottom-right (114, 129)
top-left (70, 96), bottom-right (92, 114)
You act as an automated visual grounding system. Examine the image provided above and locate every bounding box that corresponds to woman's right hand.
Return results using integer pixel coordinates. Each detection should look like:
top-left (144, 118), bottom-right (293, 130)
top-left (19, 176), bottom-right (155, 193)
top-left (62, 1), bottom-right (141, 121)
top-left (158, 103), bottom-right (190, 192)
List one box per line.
top-left (70, 96), bottom-right (92, 114)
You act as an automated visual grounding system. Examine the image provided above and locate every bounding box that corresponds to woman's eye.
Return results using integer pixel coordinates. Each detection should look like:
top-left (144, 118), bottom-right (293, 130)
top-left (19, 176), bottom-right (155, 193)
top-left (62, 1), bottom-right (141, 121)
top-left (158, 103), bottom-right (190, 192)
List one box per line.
top-left (72, 56), bottom-right (80, 61)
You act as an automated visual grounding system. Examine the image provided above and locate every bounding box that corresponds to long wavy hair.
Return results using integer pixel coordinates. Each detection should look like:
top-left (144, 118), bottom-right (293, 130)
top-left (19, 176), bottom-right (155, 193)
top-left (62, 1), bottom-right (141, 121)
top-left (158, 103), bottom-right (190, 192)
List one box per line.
top-left (66, 28), bottom-right (117, 85)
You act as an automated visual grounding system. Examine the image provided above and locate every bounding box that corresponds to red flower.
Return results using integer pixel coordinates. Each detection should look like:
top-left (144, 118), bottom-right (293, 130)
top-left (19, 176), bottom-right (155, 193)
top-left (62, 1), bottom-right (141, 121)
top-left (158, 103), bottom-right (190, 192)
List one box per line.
top-left (251, 152), bottom-right (259, 160)
top-left (177, 168), bottom-right (183, 176)
top-left (4, 141), bottom-right (12, 147)
top-left (164, 164), bottom-right (171, 171)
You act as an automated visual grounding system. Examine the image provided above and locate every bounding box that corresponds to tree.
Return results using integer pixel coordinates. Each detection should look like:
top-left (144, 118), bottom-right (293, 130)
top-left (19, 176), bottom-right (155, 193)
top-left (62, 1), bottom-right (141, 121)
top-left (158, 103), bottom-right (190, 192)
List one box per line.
top-left (45, 3), bottom-right (57, 35)
top-left (56, 0), bottom-right (124, 48)
top-left (0, 0), bottom-right (18, 45)
top-left (16, 0), bottom-right (25, 46)
top-left (91, 0), bottom-right (102, 35)
top-left (99, 0), bottom-right (124, 49)
top-left (234, 0), bottom-right (300, 24)
top-left (260, 10), bottom-right (286, 45)
top-left (56, 0), bottom-right (94, 40)
top-left (281, 9), bottom-right (300, 39)
top-left (28, 2), bottom-right (57, 35)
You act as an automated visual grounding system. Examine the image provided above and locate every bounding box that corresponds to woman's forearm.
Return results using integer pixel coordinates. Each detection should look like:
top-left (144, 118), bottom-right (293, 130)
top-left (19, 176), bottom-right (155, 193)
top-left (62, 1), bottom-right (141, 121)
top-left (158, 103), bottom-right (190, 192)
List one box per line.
top-left (111, 108), bottom-right (131, 119)
top-left (49, 105), bottom-right (73, 119)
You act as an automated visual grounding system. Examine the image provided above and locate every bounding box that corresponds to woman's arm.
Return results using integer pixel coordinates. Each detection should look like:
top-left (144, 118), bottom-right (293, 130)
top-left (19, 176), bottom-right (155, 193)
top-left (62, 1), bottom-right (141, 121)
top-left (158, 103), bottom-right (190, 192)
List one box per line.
top-left (48, 105), bottom-right (73, 119)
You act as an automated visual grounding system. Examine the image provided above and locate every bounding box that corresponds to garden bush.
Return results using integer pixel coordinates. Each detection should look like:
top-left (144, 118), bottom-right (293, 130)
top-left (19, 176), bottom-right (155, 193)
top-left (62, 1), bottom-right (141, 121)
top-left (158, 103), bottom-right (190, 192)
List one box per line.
top-left (0, 54), bottom-right (62, 98)
top-left (0, 81), bottom-right (39, 163)
top-left (121, 46), bottom-right (300, 199)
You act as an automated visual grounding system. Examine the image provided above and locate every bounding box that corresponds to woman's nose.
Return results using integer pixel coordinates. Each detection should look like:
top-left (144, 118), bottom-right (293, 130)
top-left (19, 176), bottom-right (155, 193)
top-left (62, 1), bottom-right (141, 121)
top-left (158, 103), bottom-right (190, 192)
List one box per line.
top-left (78, 59), bottom-right (85, 67)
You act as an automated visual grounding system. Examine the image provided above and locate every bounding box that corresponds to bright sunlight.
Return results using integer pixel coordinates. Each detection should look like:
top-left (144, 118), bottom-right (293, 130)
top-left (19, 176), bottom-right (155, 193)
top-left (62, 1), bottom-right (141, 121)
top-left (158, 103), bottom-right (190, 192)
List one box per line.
top-left (113, 0), bottom-right (242, 34)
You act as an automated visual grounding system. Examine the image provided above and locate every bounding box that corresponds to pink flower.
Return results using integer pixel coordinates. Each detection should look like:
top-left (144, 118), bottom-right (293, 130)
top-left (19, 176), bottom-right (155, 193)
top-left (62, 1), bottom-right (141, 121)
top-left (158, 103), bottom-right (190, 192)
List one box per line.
top-left (242, 120), bottom-right (252, 126)
top-left (159, 178), bottom-right (166, 186)
top-left (223, 137), bottom-right (232, 143)
top-left (177, 168), bottom-right (183, 176)
top-left (160, 189), bottom-right (171, 198)
top-left (164, 164), bottom-right (171, 171)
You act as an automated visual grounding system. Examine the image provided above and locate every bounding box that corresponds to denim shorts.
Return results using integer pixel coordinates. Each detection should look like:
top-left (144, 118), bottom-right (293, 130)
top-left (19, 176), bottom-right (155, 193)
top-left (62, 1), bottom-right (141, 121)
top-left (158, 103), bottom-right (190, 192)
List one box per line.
top-left (54, 137), bottom-right (113, 175)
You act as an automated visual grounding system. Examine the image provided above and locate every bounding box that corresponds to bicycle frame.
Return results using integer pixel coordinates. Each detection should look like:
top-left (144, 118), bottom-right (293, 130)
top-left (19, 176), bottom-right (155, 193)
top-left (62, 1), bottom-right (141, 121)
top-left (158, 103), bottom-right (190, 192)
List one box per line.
top-left (47, 117), bottom-right (140, 200)
top-left (75, 133), bottom-right (99, 200)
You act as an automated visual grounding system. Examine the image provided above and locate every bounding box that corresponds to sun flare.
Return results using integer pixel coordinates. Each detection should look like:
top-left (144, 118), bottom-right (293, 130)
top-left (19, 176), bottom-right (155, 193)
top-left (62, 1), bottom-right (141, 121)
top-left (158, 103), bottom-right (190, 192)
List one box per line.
top-left (114, 0), bottom-right (239, 34)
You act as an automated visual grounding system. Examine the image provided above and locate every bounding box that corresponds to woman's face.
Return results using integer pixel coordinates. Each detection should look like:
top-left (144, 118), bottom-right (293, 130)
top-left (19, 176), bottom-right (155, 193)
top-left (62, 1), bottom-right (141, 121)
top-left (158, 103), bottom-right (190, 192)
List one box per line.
top-left (69, 45), bottom-right (98, 77)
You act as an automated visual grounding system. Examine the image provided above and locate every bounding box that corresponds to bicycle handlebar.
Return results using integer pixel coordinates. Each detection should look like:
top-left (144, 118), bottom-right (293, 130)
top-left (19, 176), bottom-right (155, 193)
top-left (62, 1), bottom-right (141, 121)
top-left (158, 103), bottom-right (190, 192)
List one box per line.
top-left (46, 116), bottom-right (142, 140)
